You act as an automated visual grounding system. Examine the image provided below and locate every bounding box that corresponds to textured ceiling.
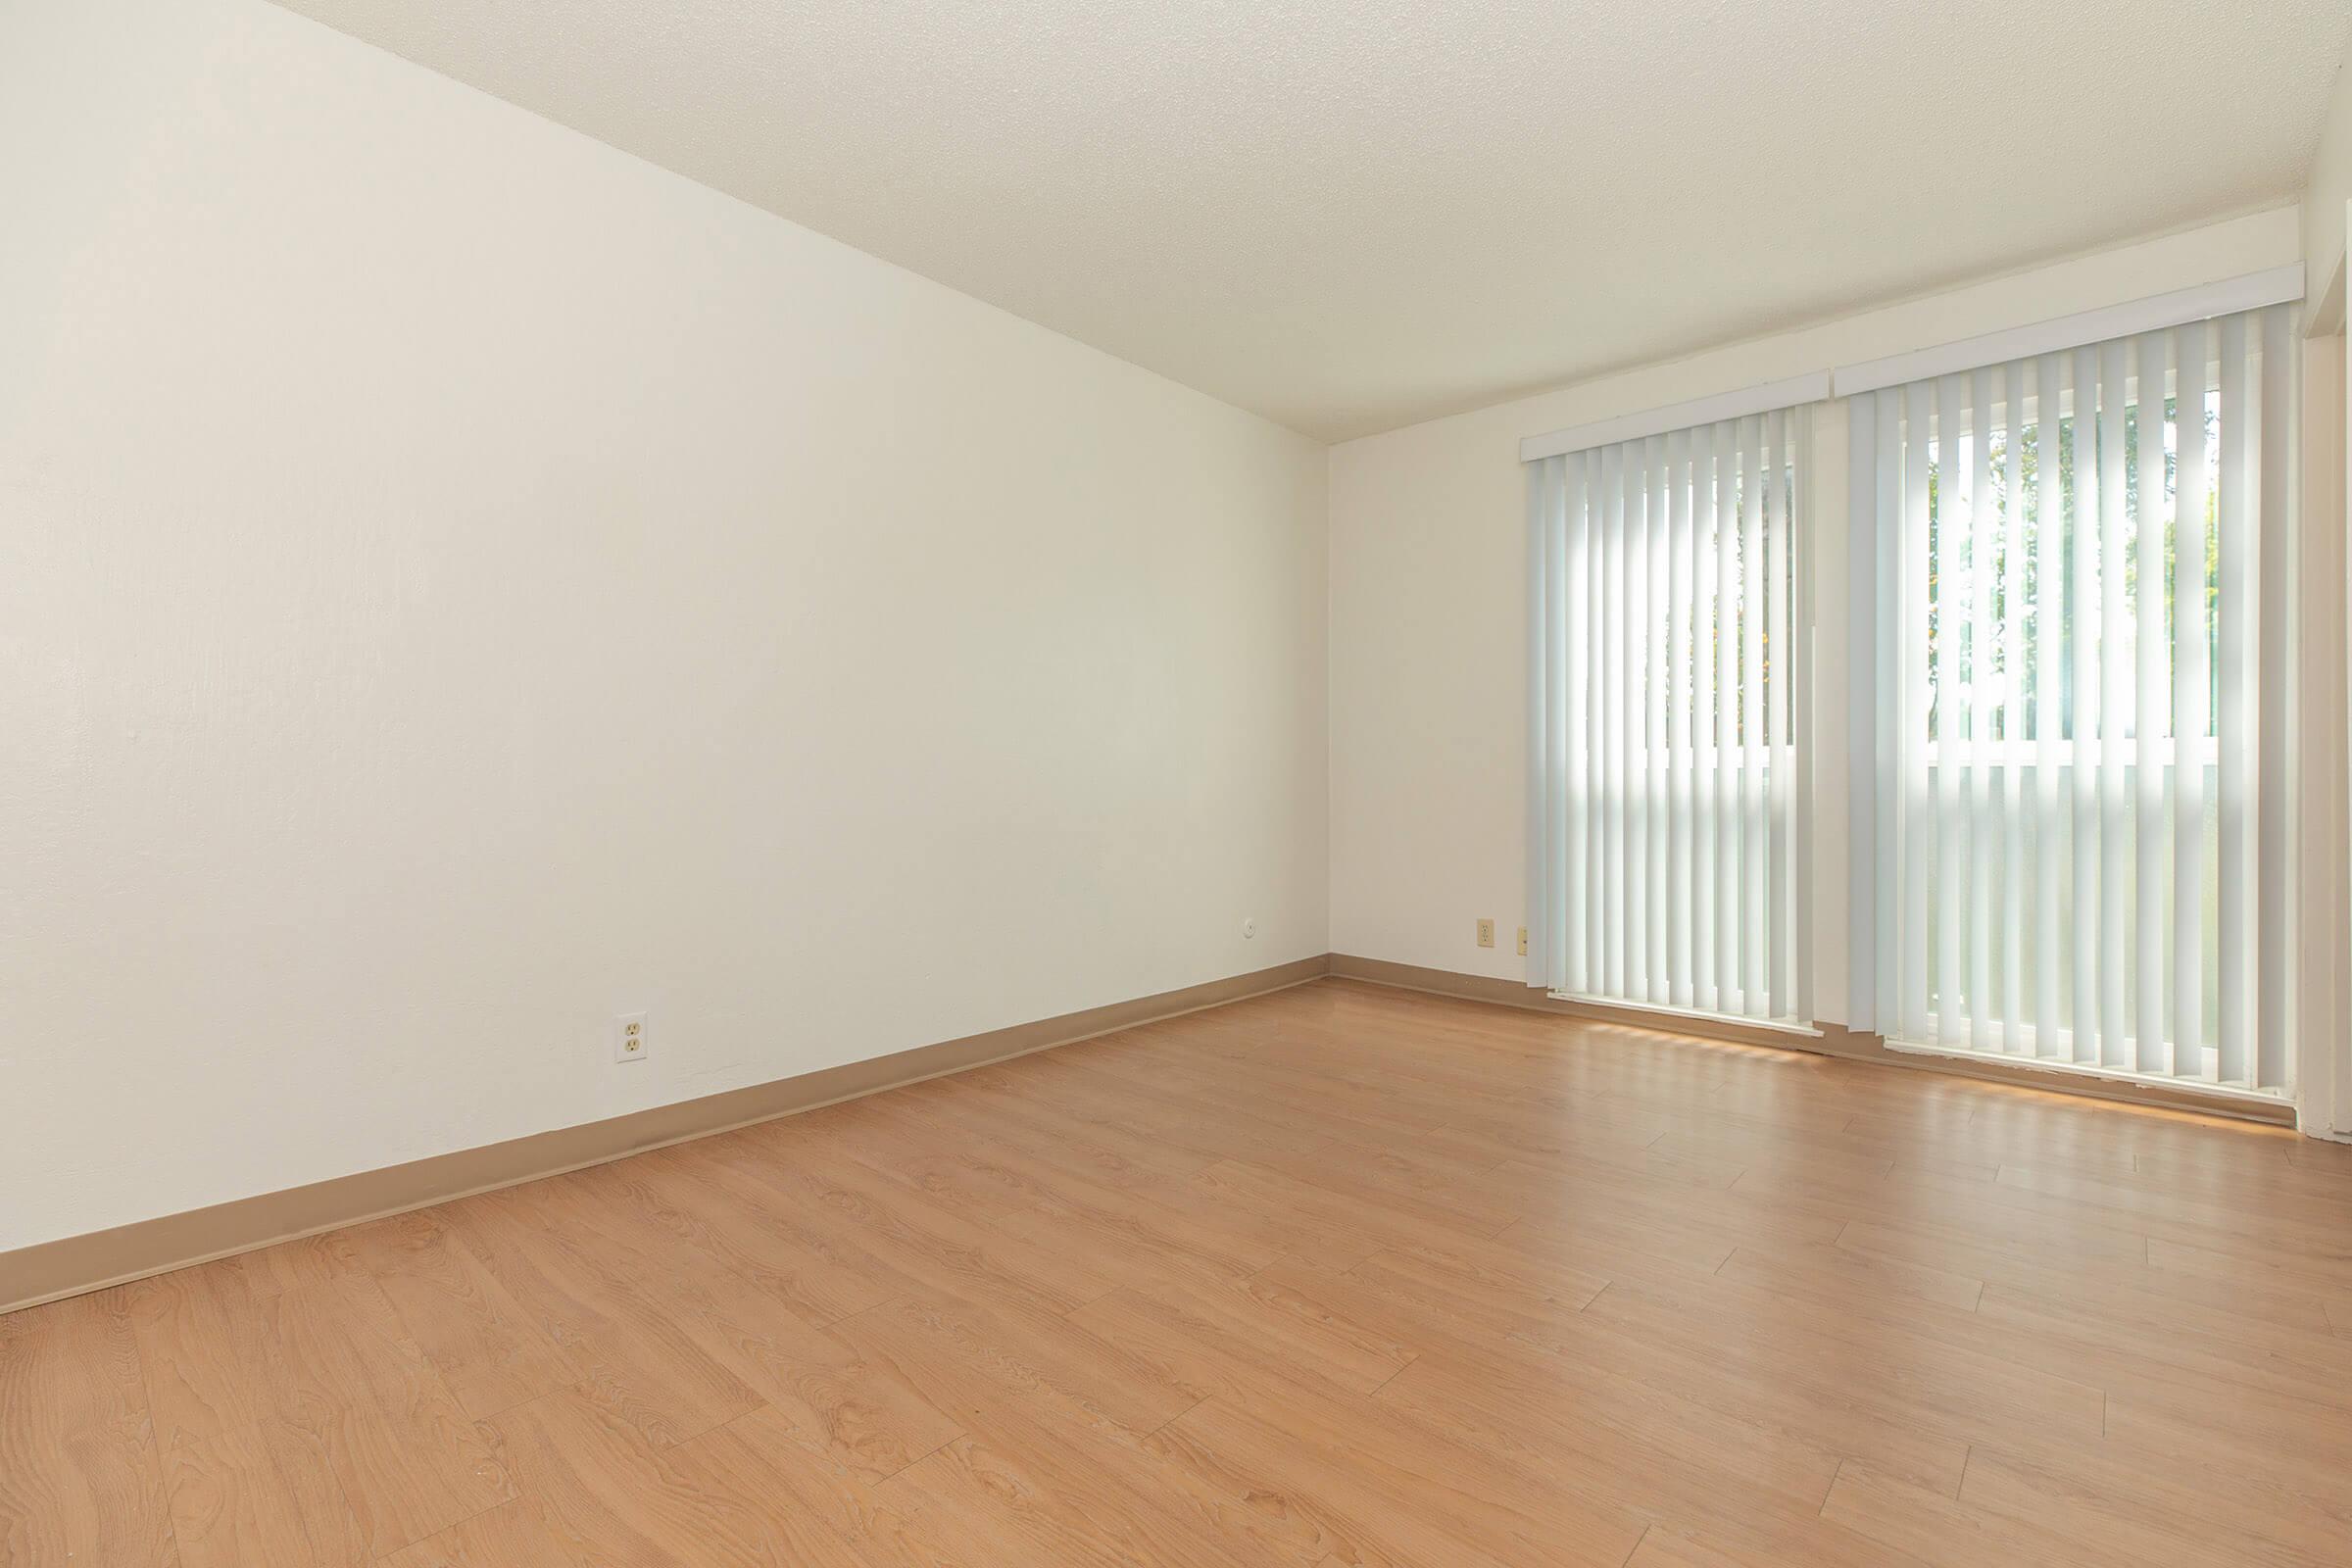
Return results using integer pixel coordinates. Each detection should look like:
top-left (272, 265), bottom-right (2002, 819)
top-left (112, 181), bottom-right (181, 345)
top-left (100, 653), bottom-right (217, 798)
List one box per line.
top-left (274, 1), bottom-right (2349, 440)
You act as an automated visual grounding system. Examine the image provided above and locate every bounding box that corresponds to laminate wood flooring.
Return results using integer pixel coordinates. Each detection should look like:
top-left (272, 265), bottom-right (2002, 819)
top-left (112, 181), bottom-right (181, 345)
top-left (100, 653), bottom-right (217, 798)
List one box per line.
top-left (8, 977), bottom-right (2352, 1566)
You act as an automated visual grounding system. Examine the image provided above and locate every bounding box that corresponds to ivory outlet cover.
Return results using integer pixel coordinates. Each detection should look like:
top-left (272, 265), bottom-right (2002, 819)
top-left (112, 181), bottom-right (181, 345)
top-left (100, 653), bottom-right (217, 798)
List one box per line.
top-left (613, 1010), bottom-right (649, 1064)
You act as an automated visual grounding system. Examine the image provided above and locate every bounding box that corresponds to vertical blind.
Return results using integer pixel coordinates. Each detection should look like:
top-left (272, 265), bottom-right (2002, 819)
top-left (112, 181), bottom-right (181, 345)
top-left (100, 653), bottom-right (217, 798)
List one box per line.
top-left (1854, 305), bottom-right (2296, 1090)
top-left (1526, 409), bottom-right (1809, 1023)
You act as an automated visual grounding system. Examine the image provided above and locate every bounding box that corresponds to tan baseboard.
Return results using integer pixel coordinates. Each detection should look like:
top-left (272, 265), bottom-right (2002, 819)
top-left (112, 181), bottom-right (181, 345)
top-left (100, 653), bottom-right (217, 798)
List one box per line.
top-left (1327, 954), bottom-right (1825, 1052)
top-left (1329, 953), bottom-right (2295, 1129)
top-left (1, 955), bottom-right (1332, 1317)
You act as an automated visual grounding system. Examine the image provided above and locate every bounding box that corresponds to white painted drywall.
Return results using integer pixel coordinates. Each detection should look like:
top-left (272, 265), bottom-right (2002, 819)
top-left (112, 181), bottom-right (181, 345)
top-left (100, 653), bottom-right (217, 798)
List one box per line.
top-left (2296, 324), bottom-right (2350, 1138)
top-left (2298, 55), bottom-right (2352, 1137)
top-left (0, 0), bottom-right (1327, 1250)
top-left (1328, 209), bottom-right (2302, 1022)
top-left (2303, 58), bottom-right (2352, 313)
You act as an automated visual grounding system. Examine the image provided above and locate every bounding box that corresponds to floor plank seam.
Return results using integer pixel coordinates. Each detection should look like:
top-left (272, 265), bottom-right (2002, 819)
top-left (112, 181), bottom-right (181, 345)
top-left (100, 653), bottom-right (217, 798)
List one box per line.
top-left (1243, 1250), bottom-right (1299, 1284)
top-left (1619, 1521), bottom-right (1651, 1565)
top-left (1364, 1352), bottom-right (1419, 1398)
top-left (1139, 1393), bottom-right (1211, 1440)
top-left (384, 1487), bottom-right (518, 1561)
top-left (1062, 1282), bottom-right (1125, 1319)
top-left (126, 1317), bottom-right (190, 1568)
top-left (817, 1292), bottom-right (903, 1339)
top-left (876, 1421), bottom-right (968, 1484)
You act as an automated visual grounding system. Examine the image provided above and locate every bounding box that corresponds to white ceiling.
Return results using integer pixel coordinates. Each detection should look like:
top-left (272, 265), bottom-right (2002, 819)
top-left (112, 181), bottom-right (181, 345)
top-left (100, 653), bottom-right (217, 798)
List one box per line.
top-left (277, 1), bottom-right (2349, 441)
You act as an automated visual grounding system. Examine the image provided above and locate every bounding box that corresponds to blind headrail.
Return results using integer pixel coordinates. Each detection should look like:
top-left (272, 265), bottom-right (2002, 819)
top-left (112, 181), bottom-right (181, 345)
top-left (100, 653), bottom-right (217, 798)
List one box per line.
top-left (1517, 265), bottom-right (2303, 464)
top-left (1517, 372), bottom-right (1830, 464)
top-left (1830, 264), bottom-right (2304, 399)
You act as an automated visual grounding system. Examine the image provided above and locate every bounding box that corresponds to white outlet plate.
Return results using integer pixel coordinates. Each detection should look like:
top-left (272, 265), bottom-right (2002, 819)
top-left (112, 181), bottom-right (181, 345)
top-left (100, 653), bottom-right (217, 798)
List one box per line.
top-left (1242, 916), bottom-right (1257, 939)
top-left (613, 1010), bottom-right (649, 1064)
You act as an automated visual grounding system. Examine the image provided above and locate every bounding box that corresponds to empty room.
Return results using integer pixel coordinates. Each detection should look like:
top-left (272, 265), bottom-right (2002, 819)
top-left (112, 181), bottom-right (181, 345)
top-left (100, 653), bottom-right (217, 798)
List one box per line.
top-left (9, 1), bottom-right (2352, 1564)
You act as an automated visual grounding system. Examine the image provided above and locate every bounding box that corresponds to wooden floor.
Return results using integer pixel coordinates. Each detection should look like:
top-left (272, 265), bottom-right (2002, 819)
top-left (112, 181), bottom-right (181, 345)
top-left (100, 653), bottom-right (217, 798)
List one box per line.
top-left (8, 978), bottom-right (2352, 1567)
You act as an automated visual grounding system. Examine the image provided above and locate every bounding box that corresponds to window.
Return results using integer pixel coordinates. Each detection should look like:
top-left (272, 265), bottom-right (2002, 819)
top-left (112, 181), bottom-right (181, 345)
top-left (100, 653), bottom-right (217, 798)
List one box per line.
top-left (1853, 307), bottom-right (2295, 1091)
top-left (1525, 408), bottom-right (1808, 1024)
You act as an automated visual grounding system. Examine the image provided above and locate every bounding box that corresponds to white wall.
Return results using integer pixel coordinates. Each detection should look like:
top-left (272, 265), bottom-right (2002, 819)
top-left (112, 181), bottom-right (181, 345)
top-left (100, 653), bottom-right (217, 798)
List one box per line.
top-left (2303, 56), bottom-right (2352, 313)
top-left (1329, 209), bottom-right (2302, 1020)
top-left (2297, 324), bottom-right (2349, 1137)
top-left (0, 0), bottom-right (1328, 1250)
top-left (2301, 51), bottom-right (2352, 1139)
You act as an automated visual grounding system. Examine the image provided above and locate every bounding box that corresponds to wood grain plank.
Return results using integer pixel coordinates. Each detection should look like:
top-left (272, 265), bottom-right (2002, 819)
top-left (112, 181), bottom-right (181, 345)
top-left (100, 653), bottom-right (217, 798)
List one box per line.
top-left (1067, 1273), bottom-right (1418, 1402)
top-left (435, 1188), bottom-right (763, 1450)
top-left (1161, 1388), bottom-right (1647, 1568)
top-left (158, 1417), bottom-right (370, 1568)
top-left (634, 1263), bottom-right (960, 1485)
top-left (483, 1385), bottom-right (872, 1568)
top-left (341, 1211), bottom-right (581, 1420)
top-left (0, 1280), bottom-right (176, 1568)
top-left (830, 1288), bottom-right (1199, 1439)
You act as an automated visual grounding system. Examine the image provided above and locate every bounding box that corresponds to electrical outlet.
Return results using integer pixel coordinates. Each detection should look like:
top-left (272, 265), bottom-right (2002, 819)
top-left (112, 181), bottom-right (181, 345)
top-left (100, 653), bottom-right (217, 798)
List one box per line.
top-left (1242, 916), bottom-right (1257, 940)
top-left (1517, 926), bottom-right (1528, 956)
top-left (613, 1010), bottom-right (649, 1064)
top-left (1476, 918), bottom-right (1494, 949)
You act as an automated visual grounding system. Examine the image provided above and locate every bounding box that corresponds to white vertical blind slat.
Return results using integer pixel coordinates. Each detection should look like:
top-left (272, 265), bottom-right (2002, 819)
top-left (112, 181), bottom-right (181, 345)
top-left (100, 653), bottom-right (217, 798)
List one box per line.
top-left (1846, 392), bottom-right (1881, 1032)
top-left (1603, 444), bottom-right (1626, 998)
top-left (1899, 380), bottom-right (1934, 1046)
top-left (1933, 375), bottom-right (1963, 1049)
top-left (1586, 451), bottom-right (1607, 990)
top-left (2255, 307), bottom-right (2292, 1095)
top-left (2174, 322), bottom-right (2211, 1079)
top-left (2132, 330), bottom-right (2169, 1076)
top-left (1789, 406), bottom-right (1813, 1024)
top-left (1647, 438), bottom-right (1672, 1004)
top-left (1742, 418), bottom-right (1768, 1016)
top-left (2031, 355), bottom-right (2062, 1059)
top-left (1767, 409), bottom-right (1792, 1021)
top-left (1719, 420), bottom-right (1744, 1017)
top-left (2213, 316), bottom-right (2248, 1086)
top-left (1965, 368), bottom-right (1994, 1054)
top-left (2096, 338), bottom-right (2132, 1070)
top-left (1871, 391), bottom-right (1900, 1039)
top-left (1693, 430), bottom-right (1721, 1013)
top-left (2067, 346), bottom-right (2102, 1065)
top-left (1667, 429), bottom-right (1694, 1008)
top-left (1626, 445), bottom-right (1649, 1003)
top-left (1527, 462), bottom-right (1552, 988)
top-left (1547, 459), bottom-right (1573, 992)
top-left (1997, 363), bottom-right (2026, 1054)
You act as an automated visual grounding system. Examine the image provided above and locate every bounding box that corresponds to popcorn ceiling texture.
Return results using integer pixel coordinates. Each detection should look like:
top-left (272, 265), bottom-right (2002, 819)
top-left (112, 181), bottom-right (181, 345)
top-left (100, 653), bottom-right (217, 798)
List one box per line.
top-left (271, 1), bottom-right (2349, 440)
top-left (270, 6), bottom-right (2332, 441)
